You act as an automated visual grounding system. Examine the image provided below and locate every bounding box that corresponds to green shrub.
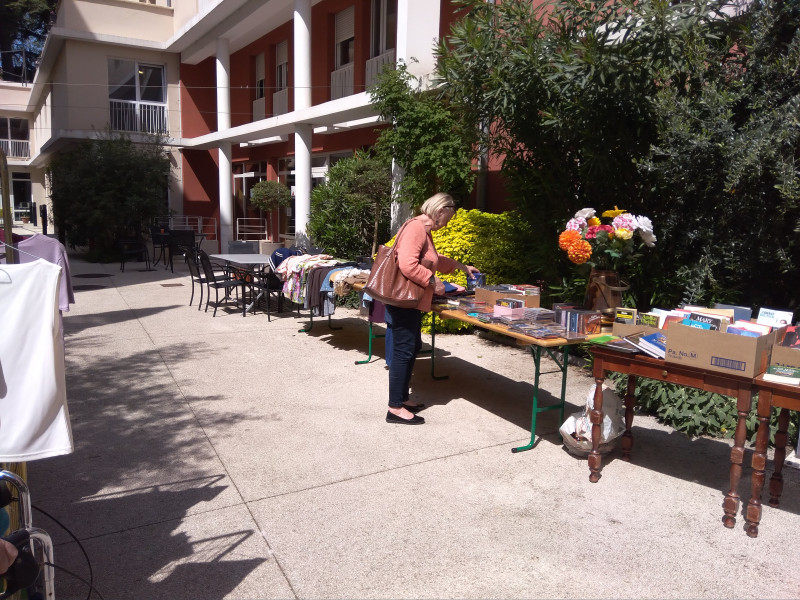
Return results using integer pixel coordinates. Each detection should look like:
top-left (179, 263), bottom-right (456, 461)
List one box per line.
top-left (608, 373), bottom-right (800, 448)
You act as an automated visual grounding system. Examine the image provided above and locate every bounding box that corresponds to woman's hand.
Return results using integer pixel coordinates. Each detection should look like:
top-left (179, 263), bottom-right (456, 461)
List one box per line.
top-left (462, 264), bottom-right (480, 277)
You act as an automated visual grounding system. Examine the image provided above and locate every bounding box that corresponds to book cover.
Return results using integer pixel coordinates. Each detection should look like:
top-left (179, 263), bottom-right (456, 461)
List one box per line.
top-left (713, 303), bottom-right (753, 322)
top-left (680, 318), bottom-right (714, 330)
top-left (731, 320), bottom-right (772, 335)
top-left (726, 327), bottom-right (760, 338)
top-left (757, 307), bottom-right (794, 327)
top-left (763, 363), bottom-right (800, 384)
top-left (777, 325), bottom-right (800, 348)
top-left (688, 312), bottom-right (728, 331)
top-left (638, 312), bottom-right (659, 327)
top-left (638, 331), bottom-right (667, 358)
top-left (624, 331), bottom-right (662, 358)
top-left (603, 338), bottom-right (642, 354)
top-left (614, 307), bottom-right (638, 324)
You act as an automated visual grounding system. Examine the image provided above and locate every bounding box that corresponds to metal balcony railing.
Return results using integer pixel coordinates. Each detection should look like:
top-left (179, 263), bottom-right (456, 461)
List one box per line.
top-left (365, 49), bottom-right (395, 88)
top-left (153, 215), bottom-right (218, 242)
top-left (236, 218), bottom-right (267, 241)
top-left (330, 63), bottom-right (354, 100)
top-left (252, 96), bottom-right (265, 121)
top-left (110, 100), bottom-right (168, 134)
top-left (0, 139), bottom-right (30, 159)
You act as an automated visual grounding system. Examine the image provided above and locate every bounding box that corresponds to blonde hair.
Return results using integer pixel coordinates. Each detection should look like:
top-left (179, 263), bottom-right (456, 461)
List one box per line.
top-left (420, 193), bottom-right (455, 218)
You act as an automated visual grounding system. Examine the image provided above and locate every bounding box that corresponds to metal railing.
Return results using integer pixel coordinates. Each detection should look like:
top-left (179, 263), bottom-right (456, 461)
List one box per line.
top-left (272, 88), bottom-right (289, 116)
top-left (365, 49), bottom-right (395, 88)
top-left (252, 96), bottom-right (265, 121)
top-left (153, 215), bottom-right (218, 241)
top-left (0, 139), bottom-right (30, 159)
top-left (236, 217), bottom-right (267, 241)
top-left (110, 100), bottom-right (168, 134)
top-left (330, 63), bottom-right (354, 100)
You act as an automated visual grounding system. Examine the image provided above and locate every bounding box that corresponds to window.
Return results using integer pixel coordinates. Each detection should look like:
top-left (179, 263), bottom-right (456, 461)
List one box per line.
top-left (0, 117), bottom-right (29, 159)
top-left (275, 41), bottom-right (288, 91)
top-left (108, 59), bottom-right (167, 134)
top-left (335, 6), bottom-right (355, 69)
top-left (371, 0), bottom-right (397, 57)
top-left (255, 53), bottom-right (265, 99)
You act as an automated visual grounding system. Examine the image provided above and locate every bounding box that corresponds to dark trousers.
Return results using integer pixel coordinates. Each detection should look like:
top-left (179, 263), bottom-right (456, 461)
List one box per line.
top-left (385, 304), bottom-right (423, 408)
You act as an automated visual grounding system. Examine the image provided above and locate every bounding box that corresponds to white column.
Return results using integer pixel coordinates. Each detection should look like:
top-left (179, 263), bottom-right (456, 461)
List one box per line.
top-left (293, 0), bottom-right (312, 245)
top-left (218, 142), bottom-right (233, 250)
top-left (216, 37), bottom-right (233, 248)
top-left (294, 0), bottom-right (311, 111)
top-left (294, 123), bottom-right (312, 246)
top-left (396, 0), bottom-right (440, 85)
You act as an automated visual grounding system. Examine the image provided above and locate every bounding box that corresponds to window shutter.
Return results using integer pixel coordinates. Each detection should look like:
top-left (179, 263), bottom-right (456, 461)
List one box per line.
top-left (276, 41), bottom-right (288, 66)
top-left (255, 53), bottom-right (265, 80)
top-left (335, 6), bottom-right (355, 43)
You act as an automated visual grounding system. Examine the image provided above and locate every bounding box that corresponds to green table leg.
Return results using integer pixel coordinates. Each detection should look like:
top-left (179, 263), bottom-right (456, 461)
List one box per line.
top-left (355, 321), bottom-right (386, 365)
top-left (511, 345), bottom-right (570, 453)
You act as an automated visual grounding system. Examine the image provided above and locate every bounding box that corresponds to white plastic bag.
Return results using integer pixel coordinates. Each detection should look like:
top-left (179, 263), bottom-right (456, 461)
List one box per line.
top-left (560, 384), bottom-right (624, 456)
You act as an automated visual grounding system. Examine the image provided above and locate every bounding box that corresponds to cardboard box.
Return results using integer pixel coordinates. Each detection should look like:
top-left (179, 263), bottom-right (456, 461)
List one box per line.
top-left (664, 323), bottom-right (776, 378)
top-left (474, 287), bottom-right (540, 308)
top-left (611, 322), bottom-right (661, 338)
top-left (769, 344), bottom-right (800, 369)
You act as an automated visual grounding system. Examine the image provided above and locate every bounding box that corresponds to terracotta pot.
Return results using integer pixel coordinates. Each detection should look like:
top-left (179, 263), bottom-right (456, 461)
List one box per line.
top-left (20, 217), bottom-right (30, 224)
top-left (583, 269), bottom-right (630, 312)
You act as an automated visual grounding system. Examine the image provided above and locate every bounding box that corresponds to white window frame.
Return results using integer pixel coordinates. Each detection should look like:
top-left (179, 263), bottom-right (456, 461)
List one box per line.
top-left (276, 41), bottom-right (288, 91)
top-left (335, 6), bottom-right (355, 69)
top-left (371, 0), bottom-right (397, 58)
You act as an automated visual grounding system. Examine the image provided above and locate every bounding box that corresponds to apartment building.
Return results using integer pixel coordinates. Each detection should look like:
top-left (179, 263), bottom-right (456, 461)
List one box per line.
top-left (2, 0), bottom-right (493, 250)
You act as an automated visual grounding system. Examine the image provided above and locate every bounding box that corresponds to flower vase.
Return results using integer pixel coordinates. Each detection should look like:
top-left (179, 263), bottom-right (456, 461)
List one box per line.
top-left (584, 269), bottom-right (629, 312)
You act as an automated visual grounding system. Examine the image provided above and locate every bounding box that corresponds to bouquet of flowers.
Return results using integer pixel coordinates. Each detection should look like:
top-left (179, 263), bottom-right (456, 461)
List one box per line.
top-left (558, 207), bottom-right (656, 271)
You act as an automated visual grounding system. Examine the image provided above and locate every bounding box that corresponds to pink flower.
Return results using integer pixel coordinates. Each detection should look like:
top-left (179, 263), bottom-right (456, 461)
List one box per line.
top-left (612, 213), bottom-right (637, 231)
top-left (586, 224), bottom-right (614, 239)
top-left (566, 217), bottom-right (586, 231)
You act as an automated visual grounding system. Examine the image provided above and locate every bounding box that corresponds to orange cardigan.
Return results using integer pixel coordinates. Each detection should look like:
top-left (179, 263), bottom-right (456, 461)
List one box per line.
top-left (395, 215), bottom-right (461, 312)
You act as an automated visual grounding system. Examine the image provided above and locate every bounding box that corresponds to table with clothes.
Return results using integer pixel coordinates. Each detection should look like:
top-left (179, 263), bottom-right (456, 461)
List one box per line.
top-left (271, 250), bottom-right (370, 328)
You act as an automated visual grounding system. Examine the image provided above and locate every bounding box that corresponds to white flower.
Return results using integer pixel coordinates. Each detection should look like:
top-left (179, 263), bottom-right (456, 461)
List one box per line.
top-left (635, 215), bottom-right (657, 247)
top-left (574, 208), bottom-right (596, 220)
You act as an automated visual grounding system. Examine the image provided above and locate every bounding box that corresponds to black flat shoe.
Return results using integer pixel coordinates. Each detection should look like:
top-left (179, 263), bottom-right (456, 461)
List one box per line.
top-left (402, 403), bottom-right (426, 414)
top-left (386, 411), bottom-right (425, 425)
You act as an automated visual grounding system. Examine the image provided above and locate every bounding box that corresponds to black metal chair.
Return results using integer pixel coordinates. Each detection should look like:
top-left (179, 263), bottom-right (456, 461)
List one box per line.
top-left (198, 249), bottom-right (241, 316)
top-left (150, 225), bottom-right (170, 266)
top-left (168, 229), bottom-right (197, 272)
top-left (118, 237), bottom-right (151, 272)
top-left (250, 263), bottom-right (286, 321)
top-left (184, 247), bottom-right (208, 310)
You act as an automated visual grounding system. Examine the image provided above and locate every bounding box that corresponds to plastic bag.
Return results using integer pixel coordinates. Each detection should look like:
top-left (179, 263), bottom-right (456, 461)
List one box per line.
top-left (559, 384), bottom-right (624, 456)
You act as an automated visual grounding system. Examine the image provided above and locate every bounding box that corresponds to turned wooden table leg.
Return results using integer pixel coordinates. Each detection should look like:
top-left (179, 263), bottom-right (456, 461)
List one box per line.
top-left (588, 362), bottom-right (606, 483)
top-left (769, 407), bottom-right (791, 508)
top-left (621, 375), bottom-right (636, 462)
top-left (723, 387), bottom-right (752, 528)
top-left (744, 389), bottom-right (770, 538)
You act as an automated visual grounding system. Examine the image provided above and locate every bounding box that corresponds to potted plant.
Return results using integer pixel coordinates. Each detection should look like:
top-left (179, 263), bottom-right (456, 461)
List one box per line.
top-left (249, 179), bottom-right (292, 242)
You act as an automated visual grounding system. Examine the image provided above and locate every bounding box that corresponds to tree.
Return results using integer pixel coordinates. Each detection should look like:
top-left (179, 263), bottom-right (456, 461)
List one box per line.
top-left (0, 0), bottom-right (57, 83)
top-left (369, 61), bottom-right (476, 209)
top-left (307, 152), bottom-right (392, 259)
top-left (639, 0), bottom-right (800, 310)
top-left (249, 179), bottom-right (292, 241)
top-left (48, 132), bottom-right (171, 257)
top-left (437, 0), bottom-right (734, 289)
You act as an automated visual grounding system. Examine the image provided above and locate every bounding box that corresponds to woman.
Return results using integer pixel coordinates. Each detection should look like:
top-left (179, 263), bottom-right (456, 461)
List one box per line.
top-left (386, 193), bottom-right (480, 425)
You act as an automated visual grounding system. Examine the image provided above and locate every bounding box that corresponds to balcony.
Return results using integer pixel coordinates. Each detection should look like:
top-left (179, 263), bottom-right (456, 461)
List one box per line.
top-left (365, 49), bottom-right (395, 88)
top-left (330, 63), bottom-right (354, 101)
top-left (110, 99), bottom-right (168, 134)
top-left (0, 139), bottom-right (30, 159)
top-left (253, 96), bottom-right (265, 121)
top-left (272, 89), bottom-right (289, 116)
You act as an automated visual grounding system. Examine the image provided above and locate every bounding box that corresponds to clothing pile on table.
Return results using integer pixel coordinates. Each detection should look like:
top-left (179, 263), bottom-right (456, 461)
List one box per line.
top-left (273, 252), bottom-right (370, 317)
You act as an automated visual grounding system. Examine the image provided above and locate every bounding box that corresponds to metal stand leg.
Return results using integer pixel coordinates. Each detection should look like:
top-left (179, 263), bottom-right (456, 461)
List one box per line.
top-left (428, 313), bottom-right (449, 381)
top-left (512, 345), bottom-right (569, 453)
top-left (356, 321), bottom-right (385, 365)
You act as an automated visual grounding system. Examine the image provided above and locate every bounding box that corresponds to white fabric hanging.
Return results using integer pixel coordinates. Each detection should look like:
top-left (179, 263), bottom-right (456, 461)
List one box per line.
top-left (0, 259), bottom-right (73, 461)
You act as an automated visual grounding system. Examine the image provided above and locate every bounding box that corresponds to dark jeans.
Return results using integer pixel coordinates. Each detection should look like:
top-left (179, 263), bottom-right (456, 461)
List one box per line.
top-left (385, 304), bottom-right (422, 408)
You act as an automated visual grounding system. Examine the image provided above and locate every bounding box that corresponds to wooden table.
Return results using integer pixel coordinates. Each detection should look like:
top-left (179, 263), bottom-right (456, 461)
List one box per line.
top-left (589, 345), bottom-right (757, 531)
top-left (432, 305), bottom-right (602, 453)
top-left (746, 375), bottom-right (800, 537)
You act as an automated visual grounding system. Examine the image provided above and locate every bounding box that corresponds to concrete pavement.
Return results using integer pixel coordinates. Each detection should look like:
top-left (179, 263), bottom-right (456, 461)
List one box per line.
top-left (20, 251), bottom-right (800, 599)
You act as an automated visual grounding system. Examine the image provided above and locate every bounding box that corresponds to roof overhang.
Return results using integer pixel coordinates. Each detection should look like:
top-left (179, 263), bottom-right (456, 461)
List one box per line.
top-left (181, 92), bottom-right (385, 150)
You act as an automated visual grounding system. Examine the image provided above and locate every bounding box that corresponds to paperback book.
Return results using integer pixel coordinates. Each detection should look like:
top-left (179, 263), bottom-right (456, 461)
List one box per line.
top-left (638, 331), bottom-right (667, 359)
top-left (763, 364), bottom-right (800, 385)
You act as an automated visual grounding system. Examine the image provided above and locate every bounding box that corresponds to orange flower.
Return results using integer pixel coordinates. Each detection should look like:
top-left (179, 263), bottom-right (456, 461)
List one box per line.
top-left (558, 229), bottom-right (582, 251)
top-left (567, 239), bottom-right (592, 264)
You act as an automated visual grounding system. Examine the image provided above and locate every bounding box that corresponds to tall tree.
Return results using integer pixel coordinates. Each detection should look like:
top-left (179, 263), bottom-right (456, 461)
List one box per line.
top-left (0, 0), bottom-right (57, 82)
